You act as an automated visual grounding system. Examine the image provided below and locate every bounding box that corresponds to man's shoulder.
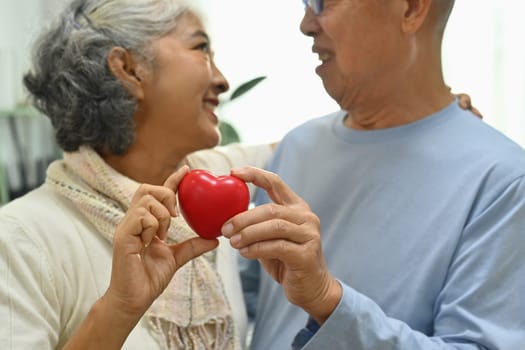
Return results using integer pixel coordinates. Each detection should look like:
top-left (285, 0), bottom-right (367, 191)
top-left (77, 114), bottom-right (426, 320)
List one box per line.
top-left (281, 110), bottom-right (344, 142)
top-left (438, 109), bottom-right (525, 186)
top-left (423, 103), bottom-right (524, 163)
top-left (459, 113), bottom-right (525, 165)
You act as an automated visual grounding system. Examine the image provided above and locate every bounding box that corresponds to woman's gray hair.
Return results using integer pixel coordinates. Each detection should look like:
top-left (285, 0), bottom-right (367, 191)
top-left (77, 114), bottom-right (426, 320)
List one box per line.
top-left (24, 0), bottom-right (201, 154)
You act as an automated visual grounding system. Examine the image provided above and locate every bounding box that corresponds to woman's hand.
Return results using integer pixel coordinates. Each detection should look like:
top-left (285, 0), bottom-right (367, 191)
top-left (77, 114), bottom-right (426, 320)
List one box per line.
top-left (456, 93), bottom-right (482, 119)
top-left (222, 167), bottom-right (341, 325)
top-left (105, 165), bottom-right (219, 319)
top-left (64, 166), bottom-right (218, 350)
top-left (451, 88), bottom-right (483, 119)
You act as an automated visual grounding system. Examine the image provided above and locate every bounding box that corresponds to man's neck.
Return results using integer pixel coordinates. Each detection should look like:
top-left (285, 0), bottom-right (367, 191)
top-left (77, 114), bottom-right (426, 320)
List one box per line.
top-left (343, 90), bottom-right (454, 130)
top-left (342, 61), bottom-right (453, 130)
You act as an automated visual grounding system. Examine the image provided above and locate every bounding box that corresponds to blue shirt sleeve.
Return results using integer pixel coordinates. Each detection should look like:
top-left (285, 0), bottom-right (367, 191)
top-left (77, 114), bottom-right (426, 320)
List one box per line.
top-left (299, 176), bottom-right (525, 349)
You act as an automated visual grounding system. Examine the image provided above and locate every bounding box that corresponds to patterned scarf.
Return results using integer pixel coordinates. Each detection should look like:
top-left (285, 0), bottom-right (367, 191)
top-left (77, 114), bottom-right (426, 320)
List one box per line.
top-left (46, 146), bottom-right (239, 349)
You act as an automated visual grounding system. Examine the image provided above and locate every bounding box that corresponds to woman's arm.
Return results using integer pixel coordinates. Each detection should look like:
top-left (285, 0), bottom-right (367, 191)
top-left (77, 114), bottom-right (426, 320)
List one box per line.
top-left (63, 166), bottom-right (218, 350)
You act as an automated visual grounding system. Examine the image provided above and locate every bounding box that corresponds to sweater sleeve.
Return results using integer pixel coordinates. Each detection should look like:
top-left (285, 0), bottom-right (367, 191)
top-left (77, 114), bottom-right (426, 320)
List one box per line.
top-left (184, 143), bottom-right (273, 172)
top-left (0, 215), bottom-right (62, 349)
top-left (299, 176), bottom-right (525, 350)
top-left (183, 143), bottom-right (274, 198)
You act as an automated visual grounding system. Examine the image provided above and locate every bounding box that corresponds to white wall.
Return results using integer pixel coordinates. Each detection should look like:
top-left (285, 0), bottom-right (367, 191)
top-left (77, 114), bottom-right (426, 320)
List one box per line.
top-left (0, 0), bottom-right (68, 108)
top-left (444, 0), bottom-right (525, 147)
top-left (0, 0), bottom-right (40, 108)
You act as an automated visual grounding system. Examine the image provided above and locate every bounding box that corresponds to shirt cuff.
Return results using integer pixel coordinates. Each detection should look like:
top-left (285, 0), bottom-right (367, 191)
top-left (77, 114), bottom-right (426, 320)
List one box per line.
top-left (291, 317), bottom-right (321, 350)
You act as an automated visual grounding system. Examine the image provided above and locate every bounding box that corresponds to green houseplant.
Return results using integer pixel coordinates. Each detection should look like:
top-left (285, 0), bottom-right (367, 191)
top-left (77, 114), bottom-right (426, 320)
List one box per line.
top-left (218, 76), bottom-right (266, 145)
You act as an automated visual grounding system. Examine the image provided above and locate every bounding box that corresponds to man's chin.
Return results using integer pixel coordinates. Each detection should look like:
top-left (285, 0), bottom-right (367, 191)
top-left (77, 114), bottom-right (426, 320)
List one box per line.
top-left (322, 82), bottom-right (344, 107)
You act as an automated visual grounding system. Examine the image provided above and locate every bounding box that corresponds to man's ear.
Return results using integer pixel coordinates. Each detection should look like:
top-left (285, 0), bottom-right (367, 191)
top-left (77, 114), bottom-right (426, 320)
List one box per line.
top-left (107, 47), bottom-right (145, 100)
top-left (400, 0), bottom-right (432, 34)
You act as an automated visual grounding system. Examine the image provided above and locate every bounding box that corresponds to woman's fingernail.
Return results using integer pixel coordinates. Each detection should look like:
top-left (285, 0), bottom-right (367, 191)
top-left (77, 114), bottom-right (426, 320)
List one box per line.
top-left (222, 223), bottom-right (233, 236)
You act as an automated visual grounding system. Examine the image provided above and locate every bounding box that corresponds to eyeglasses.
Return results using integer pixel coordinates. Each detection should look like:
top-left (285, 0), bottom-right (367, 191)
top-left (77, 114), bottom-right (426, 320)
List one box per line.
top-left (302, 0), bottom-right (324, 15)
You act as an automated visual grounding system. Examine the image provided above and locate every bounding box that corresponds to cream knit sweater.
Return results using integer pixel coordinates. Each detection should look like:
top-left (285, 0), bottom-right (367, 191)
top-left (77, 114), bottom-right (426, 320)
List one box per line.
top-left (0, 143), bottom-right (272, 349)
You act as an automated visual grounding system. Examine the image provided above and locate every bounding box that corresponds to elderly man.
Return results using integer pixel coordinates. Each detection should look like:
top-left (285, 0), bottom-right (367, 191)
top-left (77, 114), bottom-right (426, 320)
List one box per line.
top-left (223, 0), bottom-right (525, 349)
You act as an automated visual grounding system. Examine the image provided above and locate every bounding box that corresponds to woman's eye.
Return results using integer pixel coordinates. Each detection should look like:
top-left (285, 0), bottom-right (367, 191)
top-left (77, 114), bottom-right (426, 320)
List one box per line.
top-left (195, 42), bottom-right (210, 54)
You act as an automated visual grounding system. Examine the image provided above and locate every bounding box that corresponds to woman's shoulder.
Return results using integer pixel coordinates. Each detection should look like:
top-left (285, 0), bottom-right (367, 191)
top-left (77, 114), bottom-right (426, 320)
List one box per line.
top-left (1, 184), bottom-right (78, 228)
top-left (0, 184), bottom-right (114, 349)
top-left (0, 184), bottom-right (109, 257)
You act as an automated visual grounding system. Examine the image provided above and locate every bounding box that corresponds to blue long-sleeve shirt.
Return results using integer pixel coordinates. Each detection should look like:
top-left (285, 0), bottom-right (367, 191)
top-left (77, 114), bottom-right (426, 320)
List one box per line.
top-left (242, 101), bottom-right (525, 349)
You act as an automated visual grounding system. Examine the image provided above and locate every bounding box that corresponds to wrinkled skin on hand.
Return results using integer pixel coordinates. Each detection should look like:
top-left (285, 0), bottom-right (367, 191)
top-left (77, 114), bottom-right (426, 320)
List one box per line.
top-left (223, 167), bottom-right (342, 324)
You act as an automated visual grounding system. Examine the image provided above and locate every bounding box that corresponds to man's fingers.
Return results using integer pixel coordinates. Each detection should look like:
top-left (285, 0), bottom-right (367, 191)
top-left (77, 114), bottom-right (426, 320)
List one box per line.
top-left (228, 218), bottom-right (316, 250)
top-left (170, 237), bottom-right (219, 268)
top-left (223, 167), bottom-right (318, 243)
top-left (223, 202), bottom-right (317, 240)
top-left (231, 167), bottom-right (303, 206)
top-left (237, 238), bottom-right (305, 265)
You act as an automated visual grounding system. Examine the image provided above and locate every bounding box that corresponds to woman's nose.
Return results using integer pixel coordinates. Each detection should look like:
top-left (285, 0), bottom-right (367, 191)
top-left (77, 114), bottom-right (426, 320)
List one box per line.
top-left (212, 62), bottom-right (229, 94)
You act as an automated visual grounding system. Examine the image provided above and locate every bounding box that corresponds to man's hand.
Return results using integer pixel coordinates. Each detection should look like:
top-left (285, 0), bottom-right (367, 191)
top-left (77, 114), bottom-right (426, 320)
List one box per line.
top-left (222, 167), bottom-right (342, 325)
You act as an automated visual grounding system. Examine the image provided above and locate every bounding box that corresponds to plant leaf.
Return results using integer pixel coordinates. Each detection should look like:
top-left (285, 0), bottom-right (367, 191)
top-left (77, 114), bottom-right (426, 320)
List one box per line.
top-left (229, 76), bottom-right (267, 101)
top-left (219, 121), bottom-right (241, 145)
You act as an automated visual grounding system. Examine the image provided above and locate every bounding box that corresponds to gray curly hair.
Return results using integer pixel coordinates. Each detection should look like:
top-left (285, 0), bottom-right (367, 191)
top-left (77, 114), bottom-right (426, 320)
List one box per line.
top-left (24, 0), bottom-right (200, 154)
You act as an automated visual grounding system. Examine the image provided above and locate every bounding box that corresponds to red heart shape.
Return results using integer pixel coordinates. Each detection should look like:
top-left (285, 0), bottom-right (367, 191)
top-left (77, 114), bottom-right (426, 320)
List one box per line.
top-left (178, 169), bottom-right (249, 239)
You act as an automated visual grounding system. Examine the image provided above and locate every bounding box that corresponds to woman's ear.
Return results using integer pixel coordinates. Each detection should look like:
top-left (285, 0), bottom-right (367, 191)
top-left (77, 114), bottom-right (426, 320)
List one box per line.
top-left (400, 0), bottom-right (432, 34)
top-left (107, 47), bottom-right (145, 100)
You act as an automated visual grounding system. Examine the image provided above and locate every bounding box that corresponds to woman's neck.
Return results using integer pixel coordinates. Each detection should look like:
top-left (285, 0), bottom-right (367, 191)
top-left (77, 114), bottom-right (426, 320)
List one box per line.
top-left (102, 145), bottom-right (185, 185)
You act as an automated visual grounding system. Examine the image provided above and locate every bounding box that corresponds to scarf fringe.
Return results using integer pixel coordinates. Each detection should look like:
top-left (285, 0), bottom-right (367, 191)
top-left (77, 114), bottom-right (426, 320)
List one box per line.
top-left (149, 316), bottom-right (236, 350)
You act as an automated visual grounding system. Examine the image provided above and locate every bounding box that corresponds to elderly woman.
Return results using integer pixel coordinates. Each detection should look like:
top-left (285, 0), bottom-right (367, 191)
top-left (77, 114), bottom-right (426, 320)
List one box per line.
top-left (0, 0), bottom-right (272, 349)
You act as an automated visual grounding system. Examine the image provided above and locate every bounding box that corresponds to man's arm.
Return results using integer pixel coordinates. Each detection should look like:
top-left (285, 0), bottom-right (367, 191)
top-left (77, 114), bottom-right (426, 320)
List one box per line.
top-left (225, 168), bottom-right (525, 350)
